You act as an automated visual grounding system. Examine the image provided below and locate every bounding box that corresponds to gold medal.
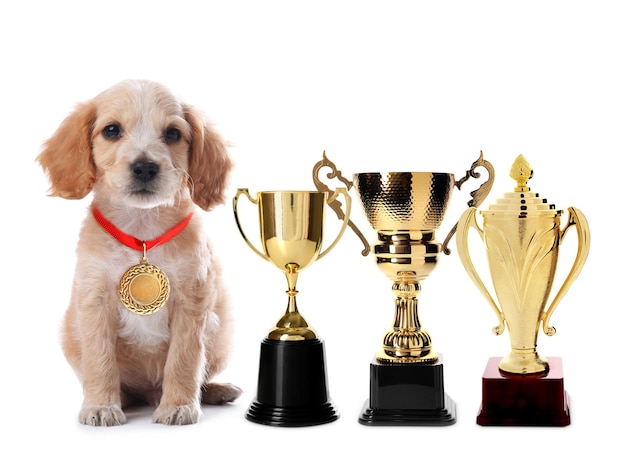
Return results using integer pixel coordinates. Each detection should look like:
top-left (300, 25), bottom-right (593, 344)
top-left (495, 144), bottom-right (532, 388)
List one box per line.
top-left (119, 248), bottom-right (170, 315)
top-left (92, 208), bottom-right (192, 315)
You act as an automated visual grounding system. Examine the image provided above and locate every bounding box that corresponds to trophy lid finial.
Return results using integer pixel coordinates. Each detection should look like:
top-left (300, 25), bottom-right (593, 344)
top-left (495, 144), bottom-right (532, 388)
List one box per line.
top-left (510, 154), bottom-right (533, 192)
top-left (485, 154), bottom-right (557, 217)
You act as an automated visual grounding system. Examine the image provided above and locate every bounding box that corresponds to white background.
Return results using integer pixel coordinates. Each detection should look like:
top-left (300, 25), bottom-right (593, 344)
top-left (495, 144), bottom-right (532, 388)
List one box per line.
top-left (1, 1), bottom-right (622, 460)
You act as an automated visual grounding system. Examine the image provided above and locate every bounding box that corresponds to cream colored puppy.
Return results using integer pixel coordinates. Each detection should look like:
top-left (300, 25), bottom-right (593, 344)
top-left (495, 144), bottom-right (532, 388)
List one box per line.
top-left (38, 80), bottom-right (241, 426)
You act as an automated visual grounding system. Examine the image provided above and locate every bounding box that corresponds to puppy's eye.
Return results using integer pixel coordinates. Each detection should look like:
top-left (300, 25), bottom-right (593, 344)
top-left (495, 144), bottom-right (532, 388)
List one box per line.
top-left (164, 127), bottom-right (181, 142)
top-left (103, 124), bottom-right (122, 139)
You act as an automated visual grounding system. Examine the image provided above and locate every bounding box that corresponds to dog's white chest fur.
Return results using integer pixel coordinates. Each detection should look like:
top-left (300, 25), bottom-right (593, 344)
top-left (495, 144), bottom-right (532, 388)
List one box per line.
top-left (118, 306), bottom-right (170, 346)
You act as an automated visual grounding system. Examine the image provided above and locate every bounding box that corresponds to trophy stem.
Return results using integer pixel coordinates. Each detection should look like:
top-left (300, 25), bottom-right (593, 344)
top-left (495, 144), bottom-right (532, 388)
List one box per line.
top-left (377, 273), bottom-right (438, 364)
top-left (268, 263), bottom-right (317, 341)
top-left (285, 263), bottom-right (300, 315)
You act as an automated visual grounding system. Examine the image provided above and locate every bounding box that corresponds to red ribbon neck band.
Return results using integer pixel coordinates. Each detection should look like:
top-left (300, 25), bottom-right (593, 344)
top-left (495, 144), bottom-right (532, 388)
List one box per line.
top-left (92, 208), bottom-right (193, 252)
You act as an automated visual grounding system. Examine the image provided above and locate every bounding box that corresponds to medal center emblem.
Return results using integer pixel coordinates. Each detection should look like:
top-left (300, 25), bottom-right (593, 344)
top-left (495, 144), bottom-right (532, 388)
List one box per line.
top-left (129, 273), bottom-right (161, 304)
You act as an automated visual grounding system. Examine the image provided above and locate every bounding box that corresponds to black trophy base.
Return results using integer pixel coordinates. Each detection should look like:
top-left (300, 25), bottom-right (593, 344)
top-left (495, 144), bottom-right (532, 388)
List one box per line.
top-left (359, 354), bottom-right (456, 426)
top-left (246, 338), bottom-right (339, 427)
top-left (477, 356), bottom-right (570, 426)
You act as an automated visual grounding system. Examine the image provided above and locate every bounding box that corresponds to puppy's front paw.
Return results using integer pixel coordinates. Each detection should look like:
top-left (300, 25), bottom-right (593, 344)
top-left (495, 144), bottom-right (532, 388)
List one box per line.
top-left (79, 404), bottom-right (127, 426)
top-left (153, 403), bottom-right (201, 425)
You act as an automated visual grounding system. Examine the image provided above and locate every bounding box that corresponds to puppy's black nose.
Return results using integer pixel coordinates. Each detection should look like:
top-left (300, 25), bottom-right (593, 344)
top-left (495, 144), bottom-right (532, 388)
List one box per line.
top-left (131, 161), bottom-right (159, 183)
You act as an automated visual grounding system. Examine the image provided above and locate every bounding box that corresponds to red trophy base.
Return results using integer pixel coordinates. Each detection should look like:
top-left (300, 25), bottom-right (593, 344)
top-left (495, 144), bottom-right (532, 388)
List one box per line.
top-left (477, 356), bottom-right (570, 426)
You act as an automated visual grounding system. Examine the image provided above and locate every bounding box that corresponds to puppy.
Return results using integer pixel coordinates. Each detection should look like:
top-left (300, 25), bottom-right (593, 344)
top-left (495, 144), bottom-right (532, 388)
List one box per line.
top-left (37, 79), bottom-right (242, 426)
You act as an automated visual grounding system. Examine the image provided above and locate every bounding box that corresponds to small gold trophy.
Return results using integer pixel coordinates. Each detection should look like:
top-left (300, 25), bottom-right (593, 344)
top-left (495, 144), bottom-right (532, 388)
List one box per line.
top-left (456, 155), bottom-right (590, 426)
top-left (314, 152), bottom-right (494, 426)
top-left (233, 188), bottom-right (351, 426)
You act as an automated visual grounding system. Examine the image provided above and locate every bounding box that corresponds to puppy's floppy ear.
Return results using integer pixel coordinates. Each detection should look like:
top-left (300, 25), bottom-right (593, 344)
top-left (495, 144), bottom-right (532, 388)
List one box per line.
top-left (37, 102), bottom-right (97, 199)
top-left (184, 105), bottom-right (233, 211)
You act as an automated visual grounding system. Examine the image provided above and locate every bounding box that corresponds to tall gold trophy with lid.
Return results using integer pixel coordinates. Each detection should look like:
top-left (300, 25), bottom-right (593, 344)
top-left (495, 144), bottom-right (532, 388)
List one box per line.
top-left (456, 155), bottom-right (590, 426)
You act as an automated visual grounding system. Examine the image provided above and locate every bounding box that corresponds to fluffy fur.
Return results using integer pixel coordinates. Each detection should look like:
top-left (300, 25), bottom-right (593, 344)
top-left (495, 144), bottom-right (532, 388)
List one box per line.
top-left (37, 80), bottom-right (241, 426)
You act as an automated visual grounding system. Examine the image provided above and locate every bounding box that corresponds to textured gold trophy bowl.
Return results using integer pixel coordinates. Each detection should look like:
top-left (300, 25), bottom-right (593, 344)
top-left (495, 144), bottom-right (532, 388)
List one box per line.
top-left (354, 172), bottom-right (456, 364)
top-left (234, 189), bottom-right (351, 341)
top-left (456, 155), bottom-right (591, 375)
top-left (354, 172), bottom-right (455, 231)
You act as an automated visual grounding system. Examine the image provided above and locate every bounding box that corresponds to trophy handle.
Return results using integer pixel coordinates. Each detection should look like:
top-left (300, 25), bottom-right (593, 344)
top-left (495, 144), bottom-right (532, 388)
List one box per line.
top-left (232, 188), bottom-right (269, 261)
top-left (541, 207), bottom-right (591, 336)
top-left (313, 151), bottom-right (370, 256)
top-left (442, 151), bottom-right (495, 255)
top-left (456, 207), bottom-right (506, 335)
top-left (318, 187), bottom-right (352, 260)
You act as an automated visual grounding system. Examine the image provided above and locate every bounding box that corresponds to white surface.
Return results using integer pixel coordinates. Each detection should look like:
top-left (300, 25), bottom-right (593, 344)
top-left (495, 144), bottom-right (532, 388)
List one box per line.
top-left (2, 1), bottom-right (621, 460)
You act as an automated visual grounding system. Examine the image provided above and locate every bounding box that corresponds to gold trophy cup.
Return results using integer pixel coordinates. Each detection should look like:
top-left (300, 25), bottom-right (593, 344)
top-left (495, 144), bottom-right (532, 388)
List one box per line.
top-left (313, 152), bottom-right (494, 426)
top-left (456, 155), bottom-right (590, 426)
top-left (233, 188), bottom-right (351, 426)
